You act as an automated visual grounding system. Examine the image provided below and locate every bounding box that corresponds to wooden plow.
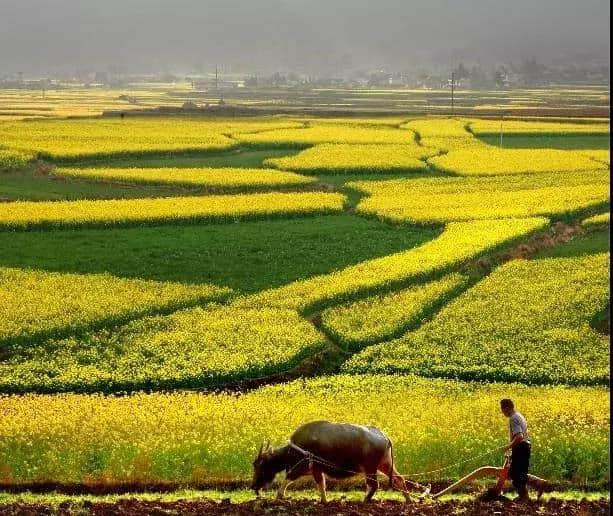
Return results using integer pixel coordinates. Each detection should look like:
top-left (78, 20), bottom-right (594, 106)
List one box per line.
top-left (430, 452), bottom-right (552, 500)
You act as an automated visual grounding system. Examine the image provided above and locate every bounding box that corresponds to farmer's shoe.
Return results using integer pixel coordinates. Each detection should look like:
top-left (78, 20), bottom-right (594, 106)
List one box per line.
top-left (513, 486), bottom-right (530, 503)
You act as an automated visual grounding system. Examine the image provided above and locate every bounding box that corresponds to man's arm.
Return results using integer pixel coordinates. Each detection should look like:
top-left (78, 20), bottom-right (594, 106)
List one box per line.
top-left (506, 432), bottom-right (524, 450)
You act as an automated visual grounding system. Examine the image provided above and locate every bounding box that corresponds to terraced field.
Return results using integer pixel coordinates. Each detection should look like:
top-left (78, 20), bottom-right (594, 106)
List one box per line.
top-left (0, 112), bottom-right (609, 508)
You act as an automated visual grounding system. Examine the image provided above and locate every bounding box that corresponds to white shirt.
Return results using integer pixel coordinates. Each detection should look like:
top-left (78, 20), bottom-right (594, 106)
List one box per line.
top-left (509, 411), bottom-right (530, 444)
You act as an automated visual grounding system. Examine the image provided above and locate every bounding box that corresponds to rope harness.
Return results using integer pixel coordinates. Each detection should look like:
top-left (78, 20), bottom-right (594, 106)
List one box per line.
top-left (285, 441), bottom-right (507, 497)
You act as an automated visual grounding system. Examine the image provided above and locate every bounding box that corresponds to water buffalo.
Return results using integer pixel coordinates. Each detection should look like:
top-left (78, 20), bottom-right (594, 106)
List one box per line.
top-left (251, 420), bottom-right (427, 502)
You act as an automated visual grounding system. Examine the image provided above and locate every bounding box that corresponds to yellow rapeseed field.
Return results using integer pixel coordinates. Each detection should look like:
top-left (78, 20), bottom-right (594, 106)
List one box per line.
top-left (0, 267), bottom-right (230, 345)
top-left (352, 170), bottom-right (609, 223)
top-left (54, 166), bottom-right (314, 189)
top-left (0, 306), bottom-right (327, 393)
top-left (0, 376), bottom-right (607, 484)
top-left (321, 273), bottom-right (467, 348)
top-left (0, 148), bottom-right (34, 170)
top-left (345, 253), bottom-right (610, 385)
top-left (0, 218), bottom-right (547, 393)
top-left (0, 109), bottom-right (608, 493)
top-left (238, 217), bottom-right (548, 312)
top-left (401, 118), bottom-right (472, 138)
top-left (0, 192), bottom-right (346, 229)
top-left (582, 212), bottom-right (610, 228)
top-left (400, 119), bottom-right (488, 153)
top-left (234, 124), bottom-right (416, 147)
top-left (264, 143), bottom-right (435, 174)
top-left (0, 118), bottom-right (303, 160)
top-left (428, 148), bottom-right (608, 176)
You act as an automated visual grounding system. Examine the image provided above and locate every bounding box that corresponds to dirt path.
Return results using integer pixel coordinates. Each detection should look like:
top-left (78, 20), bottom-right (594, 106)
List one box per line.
top-left (1, 497), bottom-right (608, 515)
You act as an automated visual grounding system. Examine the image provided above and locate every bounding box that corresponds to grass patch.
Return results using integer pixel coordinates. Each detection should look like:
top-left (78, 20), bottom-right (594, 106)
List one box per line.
top-left (0, 215), bottom-right (437, 293)
top-left (59, 148), bottom-right (301, 169)
top-left (534, 229), bottom-right (609, 259)
top-left (0, 149), bottom-right (305, 201)
top-left (0, 489), bottom-right (608, 507)
top-left (0, 168), bottom-right (187, 201)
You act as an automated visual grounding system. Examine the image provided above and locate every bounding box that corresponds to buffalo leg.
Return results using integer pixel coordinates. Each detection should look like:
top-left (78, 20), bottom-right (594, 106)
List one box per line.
top-left (364, 470), bottom-right (379, 502)
top-left (312, 467), bottom-right (327, 503)
top-left (276, 479), bottom-right (292, 500)
top-left (377, 459), bottom-right (411, 501)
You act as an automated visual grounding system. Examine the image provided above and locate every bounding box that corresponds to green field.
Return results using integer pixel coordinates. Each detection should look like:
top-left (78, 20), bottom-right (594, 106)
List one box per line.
top-left (0, 215), bottom-right (436, 291)
top-left (0, 107), bottom-right (609, 503)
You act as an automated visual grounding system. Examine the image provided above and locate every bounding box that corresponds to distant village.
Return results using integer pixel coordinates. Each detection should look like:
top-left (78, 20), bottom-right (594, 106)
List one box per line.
top-left (1, 57), bottom-right (609, 91)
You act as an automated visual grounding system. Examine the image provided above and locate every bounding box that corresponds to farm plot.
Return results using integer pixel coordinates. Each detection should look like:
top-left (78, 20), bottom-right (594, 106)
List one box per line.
top-left (264, 143), bottom-right (436, 174)
top-left (0, 118), bottom-right (303, 161)
top-left (428, 147), bottom-right (608, 176)
top-left (477, 134), bottom-right (611, 150)
top-left (53, 166), bottom-right (314, 190)
top-left (0, 376), bottom-right (607, 484)
top-left (296, 117), bottom-right (407, 127)
top-left (0, 192), bottom-right (346, 230)
top-left (401, 118), bottom-right (473, 138)
top-left (0, 109), bottom-right (609, 501)
top-left (400, 118), bottom-right (486, 152)
top-left (0, 267), bottom-right (230, 347)
top-left (233, 124), bottom-right (417, 147)
top-left (351, 169), bottom-right (609, 224)
top-left (345, 253), bottom-right (610, 385)
top-left (469, 119), bottom-right (610, 136)
top-left (239, 217), bottom-right (547, 312)
top-left (0, 216), bottom-right (435, 293)
top-left (0, 218), bottom-right (546, 393)
top-left (0, 306), bottom-right (327, 393)
top-left (321, 273), bottom-right (467, 349)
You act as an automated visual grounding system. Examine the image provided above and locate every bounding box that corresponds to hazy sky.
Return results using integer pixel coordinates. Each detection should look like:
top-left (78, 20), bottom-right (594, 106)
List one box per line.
top-left (0, 0), bottom-right (609, 75)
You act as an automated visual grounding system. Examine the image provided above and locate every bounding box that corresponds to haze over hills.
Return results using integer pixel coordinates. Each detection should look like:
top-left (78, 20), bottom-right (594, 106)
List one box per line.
top-left (0, 0), bottom-right (609, 76)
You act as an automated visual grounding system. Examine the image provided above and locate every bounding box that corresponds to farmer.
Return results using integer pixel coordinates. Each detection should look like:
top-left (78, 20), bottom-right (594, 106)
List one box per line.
top-left (500, 398), bottom-right (531, 501)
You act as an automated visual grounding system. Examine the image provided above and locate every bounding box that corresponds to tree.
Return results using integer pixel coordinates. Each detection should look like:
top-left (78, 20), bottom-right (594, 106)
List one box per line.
top-left (454, 62), bottom-right (470, 80)
top-left (469, 65), bottom-right (489, 89)
top-left (519, 57), bottom-right (546, 85)
top-left (493, 65), bottom-right (508, 89)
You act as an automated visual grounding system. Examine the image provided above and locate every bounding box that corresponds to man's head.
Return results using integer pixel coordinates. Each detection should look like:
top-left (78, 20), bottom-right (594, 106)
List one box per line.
top-left (500, 398), bottom-right (515, 417)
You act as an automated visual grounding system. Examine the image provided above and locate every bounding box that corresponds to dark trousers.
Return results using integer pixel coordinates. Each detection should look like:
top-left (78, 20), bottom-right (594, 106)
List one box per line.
top-left (509, 441), bottom-right (531, 491)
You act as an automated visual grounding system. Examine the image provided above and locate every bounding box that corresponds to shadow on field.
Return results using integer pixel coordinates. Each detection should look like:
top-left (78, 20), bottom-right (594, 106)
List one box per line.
top-left (0, 215), bottom-right (439, 293)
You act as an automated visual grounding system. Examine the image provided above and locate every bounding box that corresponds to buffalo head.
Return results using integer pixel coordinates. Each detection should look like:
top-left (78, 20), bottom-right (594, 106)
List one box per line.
top-left (251, 441), bottom-right (276, 495)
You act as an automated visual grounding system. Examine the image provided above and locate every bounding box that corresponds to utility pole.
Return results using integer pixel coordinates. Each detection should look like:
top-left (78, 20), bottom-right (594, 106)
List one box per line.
top-left (215, 65), bottom-right (219, 91)
top-left (500, 112), bottom-right (504, 147)
top-left (450, 71), bottom-right (455, 115)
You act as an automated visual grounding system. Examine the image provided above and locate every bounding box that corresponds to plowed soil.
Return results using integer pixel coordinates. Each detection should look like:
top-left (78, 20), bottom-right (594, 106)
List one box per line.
top-left (0, 497), bottom-right (608, 515)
